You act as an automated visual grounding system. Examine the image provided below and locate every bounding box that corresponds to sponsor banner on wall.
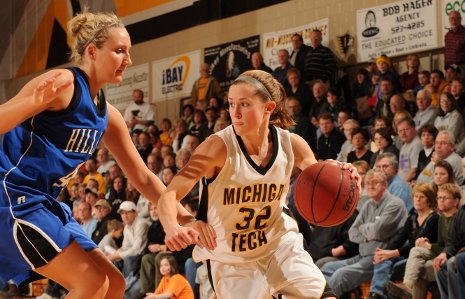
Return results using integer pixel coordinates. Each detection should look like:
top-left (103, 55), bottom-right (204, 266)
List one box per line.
top-left (356, 0), bottom-right (437, 62)
top-left (442, 0), bottom-right (465, 41)
top-left (204, 35), bottom-right (260, 90)
top-left (105, 63), bottom-right (149, 111)
top-left (152, 50), bottom-right (201, 102)
top-left (262, 19), bottom-right (329, 70)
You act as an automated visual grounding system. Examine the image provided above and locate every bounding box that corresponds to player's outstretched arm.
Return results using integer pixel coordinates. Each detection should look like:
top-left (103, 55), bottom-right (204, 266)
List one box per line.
top-left (158, 135), bottom-right (225, 251)
top-left (103, 104), bottom-right (194, 223)
top-left (0, 71), bottom-right (73, 134)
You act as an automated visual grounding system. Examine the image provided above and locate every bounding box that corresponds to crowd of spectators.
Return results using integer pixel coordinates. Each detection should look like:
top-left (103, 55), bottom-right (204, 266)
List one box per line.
top-left (22, 9), bottom-right (465, 299)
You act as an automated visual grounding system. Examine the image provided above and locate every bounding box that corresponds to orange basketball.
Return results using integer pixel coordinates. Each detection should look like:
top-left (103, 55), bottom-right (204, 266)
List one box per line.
top-left (294, 161), bottom-right (359, 227)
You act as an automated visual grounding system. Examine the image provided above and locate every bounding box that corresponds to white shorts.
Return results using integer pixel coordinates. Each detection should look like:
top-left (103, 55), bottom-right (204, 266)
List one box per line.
top-left (208, 232), bottom-right (326, 299)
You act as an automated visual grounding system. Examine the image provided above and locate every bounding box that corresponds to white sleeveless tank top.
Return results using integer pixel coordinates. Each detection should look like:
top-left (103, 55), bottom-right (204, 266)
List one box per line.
top-left (193, 125), bottom-right (299, 263)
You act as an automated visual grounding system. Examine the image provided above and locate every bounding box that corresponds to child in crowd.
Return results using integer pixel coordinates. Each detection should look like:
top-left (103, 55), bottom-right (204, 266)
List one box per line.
top-left (162, 166), bottom-right (178, 186)
top-left (415, 125), bottom-right (438, 180)
top-left (412, 70), bottom-right (431, 96)
top-left (144, 253), bottom-right (194, 299)
top-left (98, 219), bottom-right (124, 256)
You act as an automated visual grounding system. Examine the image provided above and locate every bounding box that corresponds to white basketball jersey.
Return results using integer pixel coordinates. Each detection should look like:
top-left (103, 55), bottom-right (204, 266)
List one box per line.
top-left (193, 125), bottom-right (299, 263)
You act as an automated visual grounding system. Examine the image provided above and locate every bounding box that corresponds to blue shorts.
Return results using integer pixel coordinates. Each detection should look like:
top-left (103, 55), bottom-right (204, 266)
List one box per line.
top-left (0, 185), bottom-right (97, 286)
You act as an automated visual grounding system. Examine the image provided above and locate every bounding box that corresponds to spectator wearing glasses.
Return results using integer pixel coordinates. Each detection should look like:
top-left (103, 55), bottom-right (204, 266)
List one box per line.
top-left (289, 33), bottom-right (310, 76)
top-left (375, 153), bottom-right (413, 212)
top-left (397, 118), bottom-right (423, 183)
top-left (386, 183), bottom-right (459, 299)
top-left (416, 131), bottom-right (464, 185)
top-left (433, 185), bottom-right (465, 299)
top-left (321, 170), bottom-right (407, 298)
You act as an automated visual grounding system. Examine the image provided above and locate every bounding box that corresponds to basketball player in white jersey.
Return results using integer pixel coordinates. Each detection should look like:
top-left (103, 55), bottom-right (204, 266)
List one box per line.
top-left (158, 70), bottom-right (360, 298)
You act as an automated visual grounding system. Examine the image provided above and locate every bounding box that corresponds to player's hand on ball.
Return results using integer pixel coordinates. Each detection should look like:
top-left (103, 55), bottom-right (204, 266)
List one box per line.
top-left (185, 220), bottom-right (217, 250)
top-left (164, 225), bottom-right (199, 251)
top-left (328, 160), bottom-right (362, 192)
top-left (341, 163), bottom-right (362, 190)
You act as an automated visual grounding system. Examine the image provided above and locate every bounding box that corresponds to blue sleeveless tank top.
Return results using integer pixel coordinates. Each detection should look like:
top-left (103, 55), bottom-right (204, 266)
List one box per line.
top-left (0, 67), bottom-right (108, 202)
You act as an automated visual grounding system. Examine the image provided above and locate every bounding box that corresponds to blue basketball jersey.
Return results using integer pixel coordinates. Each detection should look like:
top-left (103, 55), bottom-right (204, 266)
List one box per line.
top-left (0, 67), bottom-right (107, 284)
top-left (0, 67), bottom-right (108, 204)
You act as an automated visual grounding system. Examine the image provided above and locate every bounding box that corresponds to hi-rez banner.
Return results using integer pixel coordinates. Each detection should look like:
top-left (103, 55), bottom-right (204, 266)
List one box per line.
top-left (356, 0), bottom-right (437, 61)
top-left (204, 35), bottom-right (260, 90)
top-left (105, 63), bottom-right (149, 111)
top-left (262, 19), bottom-right (329, 70)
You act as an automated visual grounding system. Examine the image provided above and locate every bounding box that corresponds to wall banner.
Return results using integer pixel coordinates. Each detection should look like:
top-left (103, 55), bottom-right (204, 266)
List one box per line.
top-left (152, 50), bottom-right (201, 102)
top-left (105, 63), bottom-right (149, 111)
top-left (356, 0), bottom-right (437, 61)
top-left (204, 35), bottom-right (260, 90)
top-left (262, 19), bottom-right (329, 70)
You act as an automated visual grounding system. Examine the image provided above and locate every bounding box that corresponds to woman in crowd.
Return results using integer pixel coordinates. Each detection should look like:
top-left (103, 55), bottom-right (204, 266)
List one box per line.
top-left (370, 128), bottom-right (399, 168)
top-left (431, 160), bottom-right (456, 195)
top-left (370, 183), bottom-right (439, 297)
top-left (434, 92), bottom-right (465, 149)
top-left (347, 127), bottom-right (373, 164)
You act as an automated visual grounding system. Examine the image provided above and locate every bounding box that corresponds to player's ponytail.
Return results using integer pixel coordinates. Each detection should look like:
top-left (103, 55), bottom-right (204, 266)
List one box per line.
top-left (232, 70), bottom-right (294, 129)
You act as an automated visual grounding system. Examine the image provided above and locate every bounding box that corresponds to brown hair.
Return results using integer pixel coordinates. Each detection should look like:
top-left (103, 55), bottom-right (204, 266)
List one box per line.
top-left (106, 219), bottom-right (124, 232)
top-left (231, 70), bottom-right (294, 129)
top-left (435, 160), bottom-right (456, 184)
top-left (437, 183), bottom-right (462, 201)
top-left (412, 183), bottom-right (436, 210)
top-left (155, 253), bottom-right (179, 286)
top-left (67, 10), bottom-right (125, 64)
top-left (286, 68), bottom-right (301, 79)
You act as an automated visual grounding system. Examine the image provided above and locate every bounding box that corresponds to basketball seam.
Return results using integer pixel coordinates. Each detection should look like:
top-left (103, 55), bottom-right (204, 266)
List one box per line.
top-left (318, 166), bottom-right (343, 225)
top-left (311, 164), bottom-right (326, 224)
top-left (322, 179), bottom-right (359, 227)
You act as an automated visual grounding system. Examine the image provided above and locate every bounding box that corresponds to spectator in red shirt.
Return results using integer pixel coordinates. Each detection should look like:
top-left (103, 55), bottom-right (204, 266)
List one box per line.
top-left (444, 11), bottom-right (465, 75)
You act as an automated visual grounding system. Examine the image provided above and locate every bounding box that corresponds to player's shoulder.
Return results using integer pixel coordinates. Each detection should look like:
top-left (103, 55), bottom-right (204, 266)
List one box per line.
top-left (289, 132), bottom-right (307, 149)
top-left (42, 68), bottom-right (75, 84)
top-left (195, 134), bottom-right (226, 156)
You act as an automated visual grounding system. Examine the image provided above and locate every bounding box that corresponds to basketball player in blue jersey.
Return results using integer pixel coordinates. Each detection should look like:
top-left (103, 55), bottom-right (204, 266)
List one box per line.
top-left (0, 11), bottom-right (201, 299)
top-left (158, 70), bottom-right (360, 298)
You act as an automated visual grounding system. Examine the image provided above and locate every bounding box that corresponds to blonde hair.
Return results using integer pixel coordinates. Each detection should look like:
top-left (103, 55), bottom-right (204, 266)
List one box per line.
top-left (364, 169), bottom-right (387, 185)
top-left (438, 183), bottom-right (462, 200)
top-left (67, 10), bottom-right (124, 64)
top-left (352, 160), bottom-right (370, 174)
top-left (231, 70), bottom-right (294, 129)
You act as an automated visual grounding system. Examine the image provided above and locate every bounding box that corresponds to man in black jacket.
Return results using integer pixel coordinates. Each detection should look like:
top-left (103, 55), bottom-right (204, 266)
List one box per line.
top-left (290, 33), bottom-right (310, 76)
